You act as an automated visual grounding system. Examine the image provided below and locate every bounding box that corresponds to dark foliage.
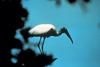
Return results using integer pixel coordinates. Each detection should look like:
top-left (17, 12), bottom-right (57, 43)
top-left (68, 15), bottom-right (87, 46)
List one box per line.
top-left (0, 0), bottom-right (27, 66)
top-left (16, 49), bottom-right (57, 67)
top-left (83, 0), bottom-right (90, 3)
top-left (20, 27), bottom-right (32, 43)
top-left (67, 0), bottom-right (77, 4)
top-left (48, 0), bottom-right (91, 6)
top-left (55, 0), bottom-right (61, 6)
top-left (0, 0), bottom-right (56, 67)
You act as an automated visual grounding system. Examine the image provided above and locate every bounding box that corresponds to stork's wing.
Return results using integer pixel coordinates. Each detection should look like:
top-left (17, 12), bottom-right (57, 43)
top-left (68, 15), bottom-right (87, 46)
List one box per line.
top-left (62, 27), bottom-right (73, 44)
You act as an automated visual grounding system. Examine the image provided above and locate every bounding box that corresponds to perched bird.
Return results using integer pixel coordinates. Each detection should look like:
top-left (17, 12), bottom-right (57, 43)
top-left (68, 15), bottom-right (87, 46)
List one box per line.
top-left (29, 24), bottom-right (73, 53)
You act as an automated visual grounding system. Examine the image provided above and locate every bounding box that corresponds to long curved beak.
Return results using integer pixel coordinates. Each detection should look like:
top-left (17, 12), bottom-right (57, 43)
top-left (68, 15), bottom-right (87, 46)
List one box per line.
top-left (63, 28), bottom-right (73, 44)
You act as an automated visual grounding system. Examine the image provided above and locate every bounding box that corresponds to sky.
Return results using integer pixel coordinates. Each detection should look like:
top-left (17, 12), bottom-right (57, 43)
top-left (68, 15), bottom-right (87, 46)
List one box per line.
top-left (15, 0), bottom-right (100, 67)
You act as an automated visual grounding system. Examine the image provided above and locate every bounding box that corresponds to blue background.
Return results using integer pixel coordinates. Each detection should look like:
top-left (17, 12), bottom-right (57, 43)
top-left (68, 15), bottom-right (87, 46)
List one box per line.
top-left (15, 0), bottom-right (100, 67)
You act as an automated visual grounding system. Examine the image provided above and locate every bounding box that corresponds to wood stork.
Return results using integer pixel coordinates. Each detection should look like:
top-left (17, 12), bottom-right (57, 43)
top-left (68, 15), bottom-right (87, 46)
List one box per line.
top-left (29, 24), bottom-right (73, 53)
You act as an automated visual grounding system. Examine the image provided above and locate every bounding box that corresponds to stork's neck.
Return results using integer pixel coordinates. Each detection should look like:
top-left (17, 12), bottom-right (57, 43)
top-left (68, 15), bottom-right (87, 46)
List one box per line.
top-left (56, 29), bottom-right (63, 36)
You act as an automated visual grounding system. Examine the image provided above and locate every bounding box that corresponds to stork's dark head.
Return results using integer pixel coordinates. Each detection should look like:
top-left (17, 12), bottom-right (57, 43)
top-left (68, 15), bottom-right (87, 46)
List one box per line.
top-left (60, 27), bottom-right (73, 44)
top-left (60, 27), bottom-right (66, 32)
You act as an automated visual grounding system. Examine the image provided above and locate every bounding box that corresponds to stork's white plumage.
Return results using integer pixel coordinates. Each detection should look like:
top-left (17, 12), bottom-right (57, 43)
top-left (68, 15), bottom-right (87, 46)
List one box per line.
top-left (29, 24), bottom-right (56, 35)
top-left (28, 24), bottom-right (73, 54)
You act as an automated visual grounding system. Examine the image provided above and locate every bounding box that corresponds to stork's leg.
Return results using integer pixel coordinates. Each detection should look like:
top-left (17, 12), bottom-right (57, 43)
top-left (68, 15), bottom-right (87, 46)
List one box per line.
top-left (41, 37), bottom-right (46, 54)
top-left (38, 37), bottom-right (42, 53)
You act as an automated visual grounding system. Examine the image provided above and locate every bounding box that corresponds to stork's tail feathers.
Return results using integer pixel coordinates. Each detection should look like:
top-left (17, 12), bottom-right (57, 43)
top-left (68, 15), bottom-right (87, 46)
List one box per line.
top-left (61, 27), bottom-right (73, 44)
top-left (20, 27), bottom-right (33, 43)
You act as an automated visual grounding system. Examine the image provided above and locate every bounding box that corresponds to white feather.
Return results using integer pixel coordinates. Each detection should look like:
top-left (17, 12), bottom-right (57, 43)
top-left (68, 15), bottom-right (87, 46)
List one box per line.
top-left (29, 24), bottom-right (56, 35)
